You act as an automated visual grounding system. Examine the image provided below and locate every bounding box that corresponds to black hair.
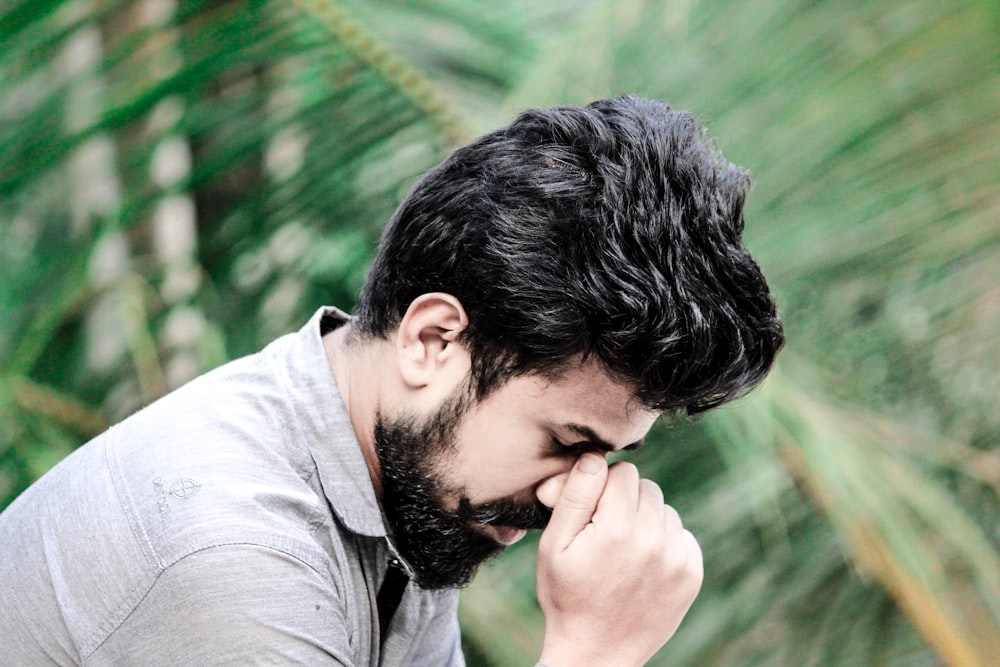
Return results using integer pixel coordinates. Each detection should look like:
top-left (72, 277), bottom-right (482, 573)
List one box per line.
top-left (354, 96), bottom-right (784, 414)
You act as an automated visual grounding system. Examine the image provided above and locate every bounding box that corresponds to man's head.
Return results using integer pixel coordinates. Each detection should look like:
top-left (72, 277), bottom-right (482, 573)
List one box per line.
top-left (350, 96), bottom-right (784, 589)
top-left (355, 95), bottom-right (784, 414)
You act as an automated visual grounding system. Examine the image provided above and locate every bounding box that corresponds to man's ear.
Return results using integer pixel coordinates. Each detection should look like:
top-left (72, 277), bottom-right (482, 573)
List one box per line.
top-left (395, 293), bottom-right (471, 390)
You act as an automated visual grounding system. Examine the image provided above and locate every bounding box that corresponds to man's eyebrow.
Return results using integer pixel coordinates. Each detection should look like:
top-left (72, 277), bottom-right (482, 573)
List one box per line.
top-left (561, 423), bottom-right (645, 452)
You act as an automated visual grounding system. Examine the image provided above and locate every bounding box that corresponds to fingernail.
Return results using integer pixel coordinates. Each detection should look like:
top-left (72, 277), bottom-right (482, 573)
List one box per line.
top-left (578, 453), bottom-right (604, 474)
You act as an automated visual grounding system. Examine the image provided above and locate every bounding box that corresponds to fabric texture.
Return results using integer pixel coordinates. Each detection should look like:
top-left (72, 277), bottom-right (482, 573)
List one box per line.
top-left (0, 307), bottom-right (464, 666)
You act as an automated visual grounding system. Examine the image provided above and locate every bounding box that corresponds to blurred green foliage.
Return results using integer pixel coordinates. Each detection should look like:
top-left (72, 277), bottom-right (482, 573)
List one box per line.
top-left (1, 0), bottom-right (998, 665)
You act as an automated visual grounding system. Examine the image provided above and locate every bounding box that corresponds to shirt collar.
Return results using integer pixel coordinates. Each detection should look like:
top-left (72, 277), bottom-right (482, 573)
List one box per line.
top-left (279, 306), bottom-right (387, 538)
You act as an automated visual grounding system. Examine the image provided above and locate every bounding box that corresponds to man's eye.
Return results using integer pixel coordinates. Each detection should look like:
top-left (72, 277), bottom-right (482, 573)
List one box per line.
top-left (549, 437), bottom-right (568, 453)
top-left (549, 437), bottom-right (582, 456)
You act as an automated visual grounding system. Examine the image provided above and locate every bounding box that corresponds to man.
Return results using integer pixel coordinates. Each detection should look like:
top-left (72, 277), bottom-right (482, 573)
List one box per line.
top-left (0, 96), bottom-right (783, 666)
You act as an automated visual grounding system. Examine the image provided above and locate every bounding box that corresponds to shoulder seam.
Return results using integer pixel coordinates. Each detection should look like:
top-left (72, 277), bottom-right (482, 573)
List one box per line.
top-left (82, 540), bottom-right (339, 661)
top-left (105, 428), bottom-right (163, 571)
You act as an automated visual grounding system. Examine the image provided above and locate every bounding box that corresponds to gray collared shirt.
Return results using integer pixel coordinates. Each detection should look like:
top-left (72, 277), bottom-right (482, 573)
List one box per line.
top-left (0, 307), bottom-right (464, 666)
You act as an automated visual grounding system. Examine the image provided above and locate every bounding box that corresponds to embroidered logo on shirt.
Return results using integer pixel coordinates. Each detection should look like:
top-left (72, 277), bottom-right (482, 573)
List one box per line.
top-left (170, 478), bottom-right (201, 499)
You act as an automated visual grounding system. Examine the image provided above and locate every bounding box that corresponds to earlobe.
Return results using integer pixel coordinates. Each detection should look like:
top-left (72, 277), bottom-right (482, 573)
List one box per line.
top-left (396, 293), bottom-right (470, 389)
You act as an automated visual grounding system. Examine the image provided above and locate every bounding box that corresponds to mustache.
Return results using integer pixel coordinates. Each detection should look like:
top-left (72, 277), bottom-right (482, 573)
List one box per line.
top-left (457, 496), bottom-right (552, 531)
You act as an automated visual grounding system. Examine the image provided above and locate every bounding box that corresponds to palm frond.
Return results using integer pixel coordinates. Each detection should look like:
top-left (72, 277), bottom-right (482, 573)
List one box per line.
top-left (2, 1), bottom-right (998, 665)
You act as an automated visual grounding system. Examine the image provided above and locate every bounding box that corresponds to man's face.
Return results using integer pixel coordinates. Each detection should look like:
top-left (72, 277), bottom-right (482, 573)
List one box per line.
top-left (375, 357), bottom-right (659, 590)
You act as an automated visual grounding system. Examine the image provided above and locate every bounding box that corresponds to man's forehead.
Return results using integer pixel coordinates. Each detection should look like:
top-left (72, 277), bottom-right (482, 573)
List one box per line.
top-left (528, 356), bottom-right (654, 411)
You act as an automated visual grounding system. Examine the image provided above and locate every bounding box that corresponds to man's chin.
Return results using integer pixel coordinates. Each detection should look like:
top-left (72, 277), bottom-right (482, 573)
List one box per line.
top-left (408, 538), bottom-right (505, 591)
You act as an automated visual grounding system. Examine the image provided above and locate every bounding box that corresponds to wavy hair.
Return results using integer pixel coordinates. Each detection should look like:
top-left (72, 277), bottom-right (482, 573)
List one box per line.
top-left (354, 96), bottom-right (784, 413)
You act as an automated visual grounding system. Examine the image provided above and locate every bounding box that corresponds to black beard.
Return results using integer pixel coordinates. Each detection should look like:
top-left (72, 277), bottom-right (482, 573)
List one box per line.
top-left (374, 391), bottom-right (551, 590)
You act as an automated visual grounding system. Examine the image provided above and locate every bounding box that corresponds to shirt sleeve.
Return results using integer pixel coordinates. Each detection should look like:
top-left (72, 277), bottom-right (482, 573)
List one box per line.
top-left (88, 544), bottom-right (355, 666)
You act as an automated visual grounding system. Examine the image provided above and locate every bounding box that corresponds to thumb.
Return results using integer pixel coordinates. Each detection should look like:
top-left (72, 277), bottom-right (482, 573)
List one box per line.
top-left (540, 453), bottom-right (608, 552)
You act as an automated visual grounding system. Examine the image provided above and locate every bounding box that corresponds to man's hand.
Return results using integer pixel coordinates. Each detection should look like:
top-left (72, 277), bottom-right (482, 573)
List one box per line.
top-left (535, 453), bottom-right (703, 667)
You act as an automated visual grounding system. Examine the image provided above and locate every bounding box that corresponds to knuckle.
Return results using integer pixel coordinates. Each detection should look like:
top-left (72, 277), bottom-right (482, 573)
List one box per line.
top-left (659, 528), bottom-right (701, 573)
top-left (559, 486), bottom-right (594, 509)
top-left (685, 529), bottom-right (703, 563)
top-left (639, 478), bottom-right (663, 503)
top-left (608, 461), bottom-right (640, 479)
top-left (634, 532), bottom-right (664, 563)
top-left (662, 503), bottom-right (683, 530)
top-left (602, 520), bottom-right (632, 545)
top-left (558, 478), bottom-right (603, 510)
top-left (682, 530), bottom-right (704, 583)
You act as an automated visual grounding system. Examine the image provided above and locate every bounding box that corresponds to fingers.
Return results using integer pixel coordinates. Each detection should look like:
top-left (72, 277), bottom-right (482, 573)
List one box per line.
top-left (662, 507), bottom-right (703, 600)
top-left (683, 529), bottom-right (704, 584)
top-left (637, 478), bottom-right (666, 538)
top-left (542, 453), bottom-right (608, 552)
top-left (587, 462), bottom-right (642, 544)
top-left (535, 465), bottom-right (704, 667)
top-left (593, 461), bottom-right (640, 516)
top-left (602, 470), bottom-right (699, 586)
top-left (678, 524), bottom-right (704, 581)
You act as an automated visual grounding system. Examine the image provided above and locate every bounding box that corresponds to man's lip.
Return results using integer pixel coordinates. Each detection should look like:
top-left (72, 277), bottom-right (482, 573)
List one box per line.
top-left (485, 524), bottom-right (528, 546)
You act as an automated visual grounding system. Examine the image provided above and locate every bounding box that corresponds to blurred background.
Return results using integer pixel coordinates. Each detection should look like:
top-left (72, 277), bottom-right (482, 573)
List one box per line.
top-left (1, 0), bottom-right (998, 664)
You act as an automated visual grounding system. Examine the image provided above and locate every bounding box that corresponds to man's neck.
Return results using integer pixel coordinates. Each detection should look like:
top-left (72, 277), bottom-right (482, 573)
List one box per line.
top-left (322, 322), bottom-right (389, 498)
